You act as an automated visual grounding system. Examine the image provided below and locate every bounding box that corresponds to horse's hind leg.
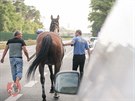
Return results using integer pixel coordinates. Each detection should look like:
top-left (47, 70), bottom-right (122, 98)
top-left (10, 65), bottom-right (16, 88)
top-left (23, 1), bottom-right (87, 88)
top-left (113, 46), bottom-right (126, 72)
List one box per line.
top-left (48, 65), bottom-right (54, 93)
top-left (39, 64), bottom-right (46, 101)
top-left (54, 63), bottom-right (61, 99)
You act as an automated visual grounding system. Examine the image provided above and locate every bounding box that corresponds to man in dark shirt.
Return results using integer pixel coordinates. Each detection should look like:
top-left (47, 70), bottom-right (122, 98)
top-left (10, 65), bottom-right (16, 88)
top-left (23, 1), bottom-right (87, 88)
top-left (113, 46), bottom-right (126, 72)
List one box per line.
top-left (0, 31), bottom-right (29, 92)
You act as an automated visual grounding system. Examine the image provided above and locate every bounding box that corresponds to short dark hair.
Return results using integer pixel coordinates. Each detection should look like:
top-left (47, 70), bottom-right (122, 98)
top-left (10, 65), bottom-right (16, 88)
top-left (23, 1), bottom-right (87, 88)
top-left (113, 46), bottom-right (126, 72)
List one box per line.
top-left (14, 31), bottom-right (21, 36)
top-left (76, 30), bottom-right (82, 35)
top-left (36, 29), bottom-right (44, 34)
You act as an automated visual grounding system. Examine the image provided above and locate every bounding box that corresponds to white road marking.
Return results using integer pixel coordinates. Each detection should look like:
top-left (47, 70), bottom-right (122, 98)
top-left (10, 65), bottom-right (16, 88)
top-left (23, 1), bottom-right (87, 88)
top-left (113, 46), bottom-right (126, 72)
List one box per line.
top-left (38, 72), bottom-right (47, 77)
top-left (24, 81), bottom-right (38, 87)
top-left (4, 94), bottom-right (23, 101)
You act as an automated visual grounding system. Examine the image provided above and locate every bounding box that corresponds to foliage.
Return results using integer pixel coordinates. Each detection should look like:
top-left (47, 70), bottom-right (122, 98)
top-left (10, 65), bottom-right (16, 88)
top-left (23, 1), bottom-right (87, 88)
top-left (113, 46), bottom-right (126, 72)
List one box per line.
top-left (0, 32), bottom-right (37, 41)
top-left (0, 0), bottom-right (43, 34)
top-left (88, 0), bottom-right (115, 36)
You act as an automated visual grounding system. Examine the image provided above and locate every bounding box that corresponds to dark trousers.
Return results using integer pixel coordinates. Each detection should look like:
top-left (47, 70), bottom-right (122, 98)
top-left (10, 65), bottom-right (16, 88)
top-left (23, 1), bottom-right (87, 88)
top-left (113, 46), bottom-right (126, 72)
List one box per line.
top-left (73, 54), bottom-right (85, 78)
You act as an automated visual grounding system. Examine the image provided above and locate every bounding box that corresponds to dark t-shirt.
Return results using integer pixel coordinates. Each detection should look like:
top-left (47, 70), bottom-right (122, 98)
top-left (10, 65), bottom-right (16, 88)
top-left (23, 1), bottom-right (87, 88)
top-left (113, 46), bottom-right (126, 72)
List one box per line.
top-left (6, 38), bottom-right (26, 58)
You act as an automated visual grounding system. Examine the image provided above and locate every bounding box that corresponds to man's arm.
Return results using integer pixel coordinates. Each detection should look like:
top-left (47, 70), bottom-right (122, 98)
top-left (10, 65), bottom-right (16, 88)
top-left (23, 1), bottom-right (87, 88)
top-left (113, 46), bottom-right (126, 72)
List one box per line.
top-left (85, 41), bottom-right (91, 58)
top-left (1, 45), bottom-right (9, 63)
top-left (63, 41), bottom-right (73, 46)
top-left (63, 38), bottom-right (76, 46)
top-left (22, 46), bottom-right (29, 61)
top-left (87, 48), bottom-right (91, 57)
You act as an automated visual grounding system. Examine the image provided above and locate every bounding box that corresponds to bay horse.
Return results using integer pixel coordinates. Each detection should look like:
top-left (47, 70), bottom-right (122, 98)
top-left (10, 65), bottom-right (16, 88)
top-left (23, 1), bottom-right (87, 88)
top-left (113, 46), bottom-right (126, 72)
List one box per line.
top-left (27, 15), bottom-right (64, 101)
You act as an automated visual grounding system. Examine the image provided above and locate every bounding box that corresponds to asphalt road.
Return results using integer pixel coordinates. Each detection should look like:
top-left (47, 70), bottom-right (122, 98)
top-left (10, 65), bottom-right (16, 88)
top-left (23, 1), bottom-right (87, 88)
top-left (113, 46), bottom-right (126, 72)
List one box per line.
top-left (0, 45), bottom-right (82, 101)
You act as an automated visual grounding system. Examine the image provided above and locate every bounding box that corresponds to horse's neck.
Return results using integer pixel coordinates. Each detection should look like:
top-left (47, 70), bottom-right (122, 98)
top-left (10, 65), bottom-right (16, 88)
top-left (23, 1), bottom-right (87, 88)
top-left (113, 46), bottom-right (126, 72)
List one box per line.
top-left (51, 29), bottom-right (59, 35)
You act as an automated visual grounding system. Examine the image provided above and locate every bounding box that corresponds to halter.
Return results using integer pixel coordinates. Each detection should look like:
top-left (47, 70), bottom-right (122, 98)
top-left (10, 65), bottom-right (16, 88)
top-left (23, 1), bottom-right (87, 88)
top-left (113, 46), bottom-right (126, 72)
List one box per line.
top-left (49, 15), bottom-right (59, 33)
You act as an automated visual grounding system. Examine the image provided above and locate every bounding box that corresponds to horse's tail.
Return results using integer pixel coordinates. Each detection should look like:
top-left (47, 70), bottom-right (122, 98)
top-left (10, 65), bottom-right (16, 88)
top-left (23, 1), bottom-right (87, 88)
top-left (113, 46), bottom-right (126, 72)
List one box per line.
top-left (27, 34), bottom-right (52, 80)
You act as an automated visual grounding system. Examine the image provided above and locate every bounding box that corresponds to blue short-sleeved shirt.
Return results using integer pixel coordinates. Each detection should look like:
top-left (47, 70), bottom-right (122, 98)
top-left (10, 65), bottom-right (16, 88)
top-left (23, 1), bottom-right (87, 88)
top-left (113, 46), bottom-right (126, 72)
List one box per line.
top-left (72, 36), bottom-right (89, 55)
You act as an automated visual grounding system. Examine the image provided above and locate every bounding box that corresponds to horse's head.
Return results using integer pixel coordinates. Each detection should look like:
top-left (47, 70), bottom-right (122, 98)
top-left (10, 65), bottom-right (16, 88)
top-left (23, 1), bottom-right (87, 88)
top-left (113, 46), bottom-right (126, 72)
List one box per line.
top-left (50, 15), bottom-right (59, 33)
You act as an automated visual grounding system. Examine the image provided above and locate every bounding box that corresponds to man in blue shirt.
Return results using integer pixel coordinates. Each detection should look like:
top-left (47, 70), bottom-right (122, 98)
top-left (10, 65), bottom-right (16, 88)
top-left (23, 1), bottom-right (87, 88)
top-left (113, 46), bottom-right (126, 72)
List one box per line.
top-left (36, 29), bottom-right (44, 35)
top-left (64, 30), bottom-right (90, 79)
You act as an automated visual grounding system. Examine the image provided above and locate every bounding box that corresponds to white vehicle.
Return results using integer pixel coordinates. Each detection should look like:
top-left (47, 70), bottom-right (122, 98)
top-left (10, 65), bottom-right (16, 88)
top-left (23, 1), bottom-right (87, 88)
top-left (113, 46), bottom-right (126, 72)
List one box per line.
top-left (89, 37), bottom-right (98, 51)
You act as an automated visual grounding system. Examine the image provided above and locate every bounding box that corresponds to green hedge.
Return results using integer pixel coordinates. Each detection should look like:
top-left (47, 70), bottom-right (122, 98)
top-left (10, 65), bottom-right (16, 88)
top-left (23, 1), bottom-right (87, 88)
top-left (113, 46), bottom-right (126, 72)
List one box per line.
top-left (0, 32), bottom-right (76, 41)
top-left (0, 32), bottom-right (37, 41)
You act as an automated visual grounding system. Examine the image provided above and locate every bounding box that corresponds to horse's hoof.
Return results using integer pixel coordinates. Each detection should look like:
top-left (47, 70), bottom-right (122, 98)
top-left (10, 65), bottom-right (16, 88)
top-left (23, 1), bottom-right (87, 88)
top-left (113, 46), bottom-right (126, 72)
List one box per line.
top-left (54, 93), bottom-right (60, 99)
top-left (50, 91), bottom-right (54, 93)
top-left (54, 95), bottom-right (60, 99)
top-left (42, 95), bottom-right (46, 101)
top-left (43, 99), bottom-right (46, 101)
top-left (50, 90), bottom-right (54, 93)
top-left (49, 88), bottom-right (54, 93)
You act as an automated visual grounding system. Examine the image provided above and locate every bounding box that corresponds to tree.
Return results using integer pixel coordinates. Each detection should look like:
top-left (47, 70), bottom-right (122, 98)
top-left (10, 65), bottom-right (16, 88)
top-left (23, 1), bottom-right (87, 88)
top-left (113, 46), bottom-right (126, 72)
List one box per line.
top-left (0, 1), bottom-right (23, 32)
top-left (0, 0), bottom-right (43, 33)
top-left (88, 0), bottom-right (115, 36)
top-left (13, 1), bottom-right (43, 33)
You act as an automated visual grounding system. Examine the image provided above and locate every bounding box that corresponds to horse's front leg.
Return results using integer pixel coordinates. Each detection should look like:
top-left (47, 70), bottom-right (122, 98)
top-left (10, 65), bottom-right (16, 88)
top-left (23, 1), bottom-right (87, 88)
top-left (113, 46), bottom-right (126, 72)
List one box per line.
top-left (39, 64), bottom-right (46, 101)
top-left (48, 65), bottom-right (54, 93)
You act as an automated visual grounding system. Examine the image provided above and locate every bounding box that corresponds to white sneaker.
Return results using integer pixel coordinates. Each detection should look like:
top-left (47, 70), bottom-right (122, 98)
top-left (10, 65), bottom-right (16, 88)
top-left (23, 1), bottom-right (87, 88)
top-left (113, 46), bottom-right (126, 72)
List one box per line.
top-left (12, 83), bottom-right (18, 93)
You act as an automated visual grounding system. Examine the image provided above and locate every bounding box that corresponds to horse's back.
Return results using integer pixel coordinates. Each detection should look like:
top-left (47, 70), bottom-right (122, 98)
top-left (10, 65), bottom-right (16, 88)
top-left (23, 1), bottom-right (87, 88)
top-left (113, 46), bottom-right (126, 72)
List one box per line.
top-left (37, 32), bottom-right (62, 45)
top-left (36, 32), bottom-right (64, 63)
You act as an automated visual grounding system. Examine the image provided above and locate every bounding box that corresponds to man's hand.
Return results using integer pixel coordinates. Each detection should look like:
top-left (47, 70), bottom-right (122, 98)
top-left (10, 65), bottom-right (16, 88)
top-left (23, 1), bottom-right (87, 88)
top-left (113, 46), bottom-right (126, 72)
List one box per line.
top-left (27, 57), bottom-right (30, 62)
top-left (0, 58), bottom-right (4, 63)
top-left (0, 45), bottom-right (9, 63)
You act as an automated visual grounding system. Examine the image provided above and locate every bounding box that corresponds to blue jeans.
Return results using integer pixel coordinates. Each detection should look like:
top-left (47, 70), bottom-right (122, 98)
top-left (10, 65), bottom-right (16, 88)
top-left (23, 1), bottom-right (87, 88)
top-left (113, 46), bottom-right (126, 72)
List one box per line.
top-left (9, 58), bottom-right (23, 81)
